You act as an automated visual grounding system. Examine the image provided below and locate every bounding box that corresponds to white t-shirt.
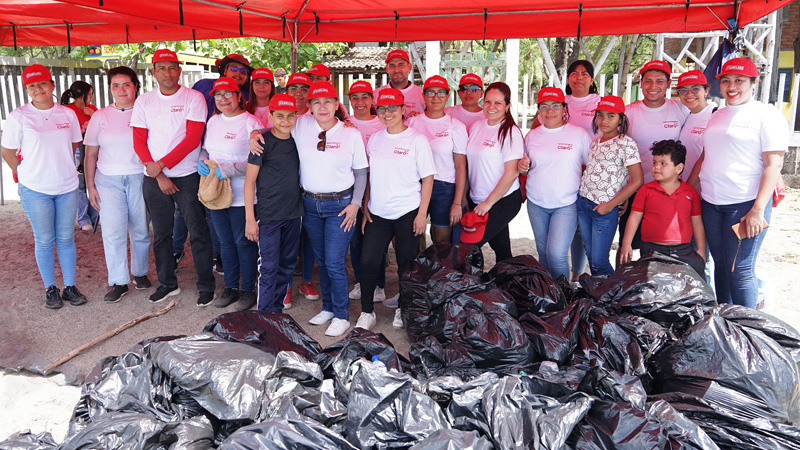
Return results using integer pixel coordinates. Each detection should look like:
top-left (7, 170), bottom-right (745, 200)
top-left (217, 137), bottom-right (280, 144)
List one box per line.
top-left (407, 114), bottom-right (468, 184)
top-left (374, 83), bottom-right (426, 116)
top-left (349, 116), bottom-right (385, 147)
top-left (253, 106), bottom-right (273, 129)
top-left (678, 103), bottom-right (716, 181)
top-left (130, 85), bottom-right (208, 178)
top-left (465, 119), bottom-right (525, 203)
top-left (626, 99), bottom-right (689, 183)
top-left (84, 106), bottom-right (141, 176)
top-left (204, 112), bottom-right (261, 207)
top-left (292, 114), bottom-right (368, 193)
top-left (565, 93), bottom-right (601, 137)
top-left (366, 127), bottom-right (436, 220)
top-left (523, 123), bottom-right (591, 208)
top-left (1, 103), bottom-right (81, 195)
top-left (445, 105), bottom-right (485, 133)
top-left (700, 101), bottom-right (789, 205)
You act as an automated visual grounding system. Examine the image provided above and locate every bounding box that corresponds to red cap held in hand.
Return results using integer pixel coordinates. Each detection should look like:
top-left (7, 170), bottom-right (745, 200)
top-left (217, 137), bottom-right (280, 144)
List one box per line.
top-left (460, 211), bottom-right (488, 244)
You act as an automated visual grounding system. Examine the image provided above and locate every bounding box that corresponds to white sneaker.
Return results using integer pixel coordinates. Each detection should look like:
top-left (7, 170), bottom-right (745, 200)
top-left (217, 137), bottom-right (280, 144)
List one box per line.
top-left (349, 283), bottom-right (361, 300)
top-left (355, 312), bottom-right (377, 331)
top-left (392, 309), bottom-right (404, 329)
top-left (374, 287), bottom-right (386, 302)
top-left (325, 318), bottom-right (351, 337)
top-left (309, 310), bottom-right (335, 326)
top-left (383, 293), bottom-right (399, 309)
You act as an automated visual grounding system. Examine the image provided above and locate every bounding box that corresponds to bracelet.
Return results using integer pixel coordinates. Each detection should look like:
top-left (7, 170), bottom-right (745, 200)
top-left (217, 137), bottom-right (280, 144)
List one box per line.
top-left (452, 202), bottom-right (462, 206)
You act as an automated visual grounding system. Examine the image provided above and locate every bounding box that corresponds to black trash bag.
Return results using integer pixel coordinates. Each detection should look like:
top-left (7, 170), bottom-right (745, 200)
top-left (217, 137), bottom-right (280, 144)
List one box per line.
top-left (572, 308), bottom-right (649, 379)
top-left (158, 416), bottom-right (216, 450)
top-left (218, 417), bottom-right (356, 450)
top-left (582, 256), bottom-right (717, 328)
top-left (61, 413), bottom-right (168, 450)
top-left (403, 243), bottom-right (485, 278)
top-left (527, 361), bottom-right (588, 392)
top-left (271, 388), bottom-right (348, 434)
top-left (607, 313), bottom-right (674, 362)
top-left (345, 363), bottom-right (450, 449)
top-left (312, 327), bottom-right (410, 384)
top-left (519, 298), bottom-right (594, 364)
top-left (645, 400), bottom-right (721, 450)
top-left (428, 372), bottom-right (500, 438)
top-left (0, 431), bottom-right (58, 450)
top-left (448, 297), bottom-right (536, 374)
top-left (578, 366), bottom-right (647, 409)
top-left (556, 274), bottom-right (590, 304)
top-left (408, 429), bottom-right (494, 450)
top-left (203, 311), bottom-right (323, 359)
top-left (651, 315), bottom-right (800, 425)
top-left (488, 255), bottom-right (567, 315)
top-left (715, 304), bottom-right (800, 363)
top-left (408, 336), bottom-right (481, 381)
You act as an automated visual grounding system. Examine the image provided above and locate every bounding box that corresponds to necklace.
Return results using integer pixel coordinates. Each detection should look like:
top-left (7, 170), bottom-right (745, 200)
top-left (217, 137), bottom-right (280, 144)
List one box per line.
top-left (113, 103), bottom-right (133, 112)
top-left (35, 105), bottom-right (56, 121)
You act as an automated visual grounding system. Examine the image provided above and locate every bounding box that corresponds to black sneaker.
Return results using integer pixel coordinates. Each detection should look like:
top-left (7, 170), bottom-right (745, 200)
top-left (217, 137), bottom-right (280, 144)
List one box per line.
top-left (133, 275), bottom-right (152, 290)
top-left (235, 290), bottom-right (256, 311)
top-left (150, 285), bottom-right (181, 303)
top-left (63, 286), bottom-right (87, 306)
top-left (104, 284), bottom-right (129, 303)
top-left (213, 258), bottom-right (224, 275)
top-left (45, 285), bottom-right (63, 309)
top-left (174, 252), bottom-right (185, 266)
top-left (197, 291), bottom-right (215, 307)
top-left (214, 288), bottom-right (239, 308)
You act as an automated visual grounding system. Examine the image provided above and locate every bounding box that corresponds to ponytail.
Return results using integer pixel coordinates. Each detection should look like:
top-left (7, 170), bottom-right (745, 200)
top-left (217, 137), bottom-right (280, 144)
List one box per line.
top-left (485, 82), bottom-right (519, 148)
top-left (60, 80), bottom-right (93, 106)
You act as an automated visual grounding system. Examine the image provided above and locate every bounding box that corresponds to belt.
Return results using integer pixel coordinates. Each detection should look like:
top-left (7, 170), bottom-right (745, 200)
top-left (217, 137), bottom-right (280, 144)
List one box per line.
top-left (303, 186), bottom-right (354, 201)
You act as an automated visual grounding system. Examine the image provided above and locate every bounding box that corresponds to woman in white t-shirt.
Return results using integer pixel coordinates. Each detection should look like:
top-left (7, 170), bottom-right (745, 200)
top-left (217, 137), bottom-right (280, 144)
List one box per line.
top-left (462, 82), bottom-right (524, 262)
top-left (518, 87), bottom-right (591, 280)
top-left (84, 67), bottom-right (152, 303)
top-left (689, 58), bottom-right (789, 309)
top-left (408, 75), bottom-right (468, 245)
top-left (677, 70), bottom-right (716, 181)
top-left (357, 88), bottom-right (435, 332)
top-left (445, 73), bottom-right (485, 132)
top-left (1, 65), bottom-right (87, 309)
top-left (245, 67), bottom-right (275, 129)
top-left (197, 77), bottom-right (261, 308)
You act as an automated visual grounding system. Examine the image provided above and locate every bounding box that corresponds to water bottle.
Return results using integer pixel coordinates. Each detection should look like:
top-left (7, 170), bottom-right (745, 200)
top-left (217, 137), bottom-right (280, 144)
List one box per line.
top-left (371, 355), bottom-right (387, 371)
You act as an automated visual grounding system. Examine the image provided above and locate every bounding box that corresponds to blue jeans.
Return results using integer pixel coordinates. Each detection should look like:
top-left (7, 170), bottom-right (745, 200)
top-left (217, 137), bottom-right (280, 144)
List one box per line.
top-left (577, 196), bottom-right (620, 276)
top-left (571, 226), bottom-right (588, 276)
top-left (302, 193), bottom-right (355, 320)
top-left (173, 207), bottom-right (220, 259)
top-left (301, 224), bottom-right (316, 282)
top-left (349, 209), bottom-right (386, 288)
top-left (257, 218), bottom-right (300, 312)
top-left (702, 199), bottom-right (772, 308)
top-left (19, 185), bottom-right (79, 287)
top-left (210, 206), bottom-right (259, 291)
top-left (94, 171), bottom-right (150, 285)
top-left (527, 201), bottom-right (578, 280)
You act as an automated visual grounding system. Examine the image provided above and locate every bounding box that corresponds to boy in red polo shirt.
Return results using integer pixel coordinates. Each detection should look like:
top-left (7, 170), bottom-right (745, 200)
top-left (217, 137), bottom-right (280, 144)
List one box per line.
top-left (620, 139), bottom-right (706, 276)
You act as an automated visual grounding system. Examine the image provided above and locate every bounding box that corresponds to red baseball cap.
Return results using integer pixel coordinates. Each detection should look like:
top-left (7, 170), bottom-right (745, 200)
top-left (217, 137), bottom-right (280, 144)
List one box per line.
top-left (639, 60), bottom-right (671, 77)
top-left (375, 88), bottom-right (405, 106)
top-left (269, 93), bottom-right (299, 112)
top-left (423, 75), bottom-right (449, 92)
top-left (348, 80), bottom-right (373, 95)
top-left (286, 73), bottom-right (311, 87)
top-left (307, 64), bottom-right (331, 79)
top-left (594, 95), bottom-right (625, 114)
top-left (459, 73), bottom-right (483, 87)
top-left (251, 67), bottom-right (274, 83)
top-left (716, 57), bottom-right (758, 78)
top-left (385, 49), bottom-right (410, 64)
top-left (209, 77), bottom-right (240, 95)
top-left (307, 81), bottom-right (338, 100)
top-left (22, 64), bottom-right (52, 85)
top-left (537, 87), bottom-right (565, 104)
top-left (152, 49), bottom-right (180, 64)
top-left (460, 211), bottom-right (488, 244)
top-left (677, 70), bottom-right (708, 88)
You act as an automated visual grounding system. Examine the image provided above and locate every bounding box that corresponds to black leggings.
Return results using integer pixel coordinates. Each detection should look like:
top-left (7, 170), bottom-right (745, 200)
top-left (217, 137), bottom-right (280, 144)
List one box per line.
top-left (467, 189), bottom-right (522, 262)
top-left (360, 209), bottom-right (420, 313)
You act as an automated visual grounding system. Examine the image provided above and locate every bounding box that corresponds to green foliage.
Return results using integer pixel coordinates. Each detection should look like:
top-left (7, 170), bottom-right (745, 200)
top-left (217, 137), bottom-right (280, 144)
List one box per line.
top-left (0, 46), bottom-right (89, 60)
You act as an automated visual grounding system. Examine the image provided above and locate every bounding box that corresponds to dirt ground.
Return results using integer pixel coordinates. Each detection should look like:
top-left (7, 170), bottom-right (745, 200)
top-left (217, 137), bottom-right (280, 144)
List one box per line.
top-left (1, 189), bottom-right (799, 441)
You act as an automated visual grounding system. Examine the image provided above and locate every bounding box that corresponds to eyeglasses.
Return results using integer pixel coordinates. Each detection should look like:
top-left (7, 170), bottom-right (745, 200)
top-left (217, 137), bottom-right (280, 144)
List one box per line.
top-left (538, 103), bottom-right (563, 111)
top-left (287, 85), bottom-right (310, 94)
top-left (376, 105), bottom-right (400, 114)
top-left (227, 66), bottom-right (248, 74)
top-left (317, 130), bottom-right (327, 152)
top-left (459, 85), bottom-right (482, 93)
top-left (677, 85), bottom-right (704, 95)
top-left (213, 92), bottom-right (236, 100)
top-left (425, 91), bottom-right (449, 98)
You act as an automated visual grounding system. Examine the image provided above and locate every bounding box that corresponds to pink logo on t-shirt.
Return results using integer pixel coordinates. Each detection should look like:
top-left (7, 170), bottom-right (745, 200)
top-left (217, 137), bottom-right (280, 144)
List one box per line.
top-left (224, 132), bottom-right (237, 140)
top-left (690, 127), bottom-right (705, 135)
top-left (557, 143), bottom-right (573, 150)
top-left (55, 122), bottom-right (70, 129)
top-left (582, 111), bottom-right (594, 117)
top-left (171, 105), bottom-right (185, 113)
top-left (664, 121), bottom-right (679, 129)
top-left (434, 131), bottom-right (450, 138)
top-left (394, 147), bottom-right (410, 155)
top-left (482, 139), bottom-right (497, 147)
top-left (326, 142), bottom-right (341, 150)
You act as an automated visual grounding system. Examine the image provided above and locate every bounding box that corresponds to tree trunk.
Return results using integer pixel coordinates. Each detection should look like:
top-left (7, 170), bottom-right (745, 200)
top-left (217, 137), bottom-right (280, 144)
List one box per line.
top-left (620, 34), bottom-right (640, 97)
top-left (617, 35), bottom-right (629, 94)
top-left (553, 37), bottom-right (574, 83)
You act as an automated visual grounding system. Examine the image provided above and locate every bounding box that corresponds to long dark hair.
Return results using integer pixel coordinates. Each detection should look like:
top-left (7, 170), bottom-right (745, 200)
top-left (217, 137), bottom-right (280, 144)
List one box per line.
top-left (485, 82), bottom-right (519, 148)
top-left (591, 112), bottom-right (630, 137)
top-left (60, 80), bottom-right (92, 105)
top-left (106, 66), bottom-right (141, 98)
top-left (245, 78), bottom-right (275, 114)
top-left (565, 60), bottom-right (598, 96)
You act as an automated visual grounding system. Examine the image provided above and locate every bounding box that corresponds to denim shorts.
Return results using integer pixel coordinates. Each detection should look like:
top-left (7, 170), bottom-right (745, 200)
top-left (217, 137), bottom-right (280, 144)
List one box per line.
top-left (429, 180), bottom-right (456, 228)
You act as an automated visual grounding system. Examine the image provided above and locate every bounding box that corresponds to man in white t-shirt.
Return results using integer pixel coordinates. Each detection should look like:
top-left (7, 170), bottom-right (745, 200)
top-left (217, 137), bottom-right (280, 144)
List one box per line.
top-left (373, 49), bottom-right (425, 116)
top-left (131, 48), bottom-right (216, 306)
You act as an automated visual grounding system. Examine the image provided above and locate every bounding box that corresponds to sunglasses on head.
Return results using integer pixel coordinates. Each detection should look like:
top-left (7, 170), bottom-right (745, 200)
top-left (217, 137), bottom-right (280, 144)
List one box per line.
top-left (376, 105), bottom-right (400, 114)
top-left (677, 85), bottom-right (704, 95)
top-left (213, 91), bottom-right (236, 100)
top-left (459, 85), bottom-right (482, 93)
top-left (227, 66), bottom-right (248, 74)
top-left (317, 131), bottom-right (327, 152)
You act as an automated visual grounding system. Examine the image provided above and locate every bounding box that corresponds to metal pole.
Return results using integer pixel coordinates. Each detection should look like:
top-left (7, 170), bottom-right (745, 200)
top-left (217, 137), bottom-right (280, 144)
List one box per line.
top-left (760, 11), bottom-right (777, 103)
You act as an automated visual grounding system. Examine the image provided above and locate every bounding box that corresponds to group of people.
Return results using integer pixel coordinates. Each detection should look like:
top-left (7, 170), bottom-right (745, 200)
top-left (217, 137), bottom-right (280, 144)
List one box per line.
top-left (0, 47), bottom-right (787, 335)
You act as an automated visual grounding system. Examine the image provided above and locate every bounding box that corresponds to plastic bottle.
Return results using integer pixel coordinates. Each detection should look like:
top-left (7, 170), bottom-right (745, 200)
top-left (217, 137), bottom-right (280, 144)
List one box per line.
top-left (371, 355), bottom-right (387, 371)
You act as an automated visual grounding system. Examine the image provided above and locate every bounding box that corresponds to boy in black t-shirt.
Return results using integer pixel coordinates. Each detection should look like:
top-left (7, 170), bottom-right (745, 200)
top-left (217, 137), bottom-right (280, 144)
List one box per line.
top-left (244, 94), bottom-right (303, 312)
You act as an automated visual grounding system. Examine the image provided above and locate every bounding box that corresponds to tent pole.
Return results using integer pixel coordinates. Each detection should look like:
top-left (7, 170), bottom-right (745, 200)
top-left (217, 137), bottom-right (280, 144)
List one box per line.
top-left (506, 38), bottom-right (520, 120)
top-left (426, 41), bottom-right (440, 78)
top-left (291, 21), bottom-right (298, 73)
top-left (760, 11), bottom-right (776, 103)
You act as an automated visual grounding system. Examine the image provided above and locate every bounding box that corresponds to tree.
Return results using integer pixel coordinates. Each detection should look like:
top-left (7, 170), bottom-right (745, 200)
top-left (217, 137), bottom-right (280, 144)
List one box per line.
top-left (0, 46), bottom-right (88, 60)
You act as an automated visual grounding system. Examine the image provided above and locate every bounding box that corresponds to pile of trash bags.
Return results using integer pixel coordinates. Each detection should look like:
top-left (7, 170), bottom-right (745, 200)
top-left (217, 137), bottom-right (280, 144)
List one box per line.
top-left (4, 244), bottom-right (800, 449)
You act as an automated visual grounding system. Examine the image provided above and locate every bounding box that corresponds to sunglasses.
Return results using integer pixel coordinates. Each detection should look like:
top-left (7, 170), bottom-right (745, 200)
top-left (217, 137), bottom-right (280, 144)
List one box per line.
top-left (213, 91), bottom-right (236, 100)
top-left (425, 91), bottom-right (449, 98)
top-left (459, 85), bottom-right (483, 93)
top-left (317, 130), bottom-right (327, 152)
top-left (376, 105), bottom-right (401, 114)
top-left (677, 85), bottom-right (704, 95)
top-left (227, 66), bottom-right (248, 74)
top-left (538, 103), bottom-right (563, 111)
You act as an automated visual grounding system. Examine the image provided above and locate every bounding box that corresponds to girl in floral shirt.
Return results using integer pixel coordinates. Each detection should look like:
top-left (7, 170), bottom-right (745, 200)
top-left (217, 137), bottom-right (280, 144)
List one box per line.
top-left (577, 95), bottom-right (643, 275)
